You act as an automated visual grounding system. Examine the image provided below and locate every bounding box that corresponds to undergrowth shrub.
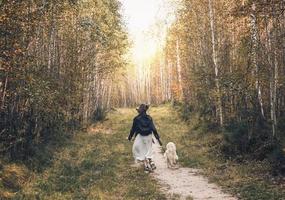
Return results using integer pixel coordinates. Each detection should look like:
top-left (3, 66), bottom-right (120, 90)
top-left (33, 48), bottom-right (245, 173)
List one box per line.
top-left (221, 118), bottom-right (285, 174)
top-left (222, 120), bottom-right (250, 157)
top-left (177, 103), bottom-right (194, 121)
top-left (174, 103), bottom-right (285, 174)
top-left (92, 107), bottom-right (107, 122)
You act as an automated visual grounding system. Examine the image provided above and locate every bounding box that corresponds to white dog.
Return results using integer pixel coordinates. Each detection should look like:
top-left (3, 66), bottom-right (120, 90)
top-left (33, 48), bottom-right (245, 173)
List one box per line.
top-left (164, 142), bottom-right (178, 168)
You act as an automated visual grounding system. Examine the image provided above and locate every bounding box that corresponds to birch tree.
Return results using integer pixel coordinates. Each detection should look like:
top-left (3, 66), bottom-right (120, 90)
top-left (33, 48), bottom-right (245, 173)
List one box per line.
top-left (208, 0), bottom-right (224, 126)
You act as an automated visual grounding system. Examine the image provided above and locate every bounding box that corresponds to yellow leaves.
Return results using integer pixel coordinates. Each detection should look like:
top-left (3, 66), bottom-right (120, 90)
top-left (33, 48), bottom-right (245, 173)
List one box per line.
top-left (1, 0), bottom-right (127, 161)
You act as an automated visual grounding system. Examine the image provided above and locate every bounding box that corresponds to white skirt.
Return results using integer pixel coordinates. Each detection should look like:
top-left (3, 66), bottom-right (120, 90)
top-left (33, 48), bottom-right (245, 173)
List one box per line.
top-left (132, 134), bottom-right (153, 161)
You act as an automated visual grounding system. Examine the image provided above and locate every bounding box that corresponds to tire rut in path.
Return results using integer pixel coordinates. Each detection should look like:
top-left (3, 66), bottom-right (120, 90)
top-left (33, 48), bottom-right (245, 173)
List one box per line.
top-left (151, 143), bottom-right (237, 200)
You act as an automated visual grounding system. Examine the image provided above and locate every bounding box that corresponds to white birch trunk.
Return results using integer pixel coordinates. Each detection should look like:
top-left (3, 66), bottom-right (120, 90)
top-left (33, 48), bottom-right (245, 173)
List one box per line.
top-left (160, 59), bottom-right (164, 101)
top-left (272, 19), bottom-right (278, 137)
top-left (265, 17), bottom-right (277, 137)
top-left (107, 79), bottom-right (112, 109)
top-left (273, 49), bottom-right (278, 137)
top-left (1, 74), bottom-right (8, 109)
top-left (176, 39), bottom-right (183, 100)
top-left (166, 60), bottom-right (172, 100)
top-left (48, 9), bottom-right (55, 72)
top-left (147, 64), bottom-right (151, 104)
top-left (250, 4), bottom-right (265, 119)
top-left (208, 0), bottom-right (224, 126)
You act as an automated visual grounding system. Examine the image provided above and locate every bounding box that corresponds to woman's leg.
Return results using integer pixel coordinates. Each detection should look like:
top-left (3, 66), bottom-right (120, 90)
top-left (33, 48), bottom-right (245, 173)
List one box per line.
top-left (144, 135), bottom-right (156, 170)
top-left (144, 135), bottom-right (153, 160)
top-left (132, 134), bottom-right (147, 161)
top-left (132, 134), bottom-right (155, 172)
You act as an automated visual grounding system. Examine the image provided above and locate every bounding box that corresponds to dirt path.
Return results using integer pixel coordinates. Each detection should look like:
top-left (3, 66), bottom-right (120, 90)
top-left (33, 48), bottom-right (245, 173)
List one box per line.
top-left (15, 106), bottom-right (237, 200)
top-left (152, 143), bottom-right (237, 200)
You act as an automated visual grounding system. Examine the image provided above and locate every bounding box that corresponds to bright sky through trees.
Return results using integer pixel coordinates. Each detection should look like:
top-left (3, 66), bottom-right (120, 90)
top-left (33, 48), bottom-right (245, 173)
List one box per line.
top-left (119, 0), bottom-right (175, 62)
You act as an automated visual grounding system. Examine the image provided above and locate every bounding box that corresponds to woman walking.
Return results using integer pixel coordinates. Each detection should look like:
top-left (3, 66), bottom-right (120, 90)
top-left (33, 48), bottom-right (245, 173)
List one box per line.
top-left (128, 104), bottom-right (162, 172)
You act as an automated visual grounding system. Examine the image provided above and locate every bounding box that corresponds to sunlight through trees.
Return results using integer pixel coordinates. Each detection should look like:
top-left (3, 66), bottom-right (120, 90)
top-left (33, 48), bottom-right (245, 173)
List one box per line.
top-left (1, 0), bottom-right (285, 178)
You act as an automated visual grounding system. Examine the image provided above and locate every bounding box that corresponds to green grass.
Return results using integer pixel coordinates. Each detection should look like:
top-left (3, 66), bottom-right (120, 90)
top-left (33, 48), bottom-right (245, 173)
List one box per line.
top-left (161, 104), bottom-right (285, 200)
top-left (13, 108), bottom-right (166, 200)
top-left (3, 104), bottom-right (285, 199)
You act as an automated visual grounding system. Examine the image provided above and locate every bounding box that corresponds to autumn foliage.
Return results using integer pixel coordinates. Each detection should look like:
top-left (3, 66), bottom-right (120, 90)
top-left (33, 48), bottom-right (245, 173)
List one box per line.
top-left (0, 0), bottom-right (127, 158)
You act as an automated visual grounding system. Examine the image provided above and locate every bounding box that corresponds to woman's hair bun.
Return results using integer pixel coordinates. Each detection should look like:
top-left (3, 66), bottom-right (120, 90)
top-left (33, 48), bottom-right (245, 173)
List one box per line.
top-left (145, 104), bottom-right (149, 110)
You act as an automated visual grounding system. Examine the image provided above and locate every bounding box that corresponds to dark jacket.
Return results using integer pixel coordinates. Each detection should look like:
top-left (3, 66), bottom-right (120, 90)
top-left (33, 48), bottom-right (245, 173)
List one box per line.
top-left (128, 113), bottom-right (160, 141)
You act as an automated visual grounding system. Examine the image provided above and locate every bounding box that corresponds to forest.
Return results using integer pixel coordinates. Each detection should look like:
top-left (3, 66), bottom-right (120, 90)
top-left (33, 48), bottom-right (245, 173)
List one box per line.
top-left (122, 0), bottom-right (285, 163)
top-left (1, 0), bottom-right (285, 199)
top-left (119, 2), bottom-right (285, 196)
top-left (1, 0), bottom-right (128, 159)
top-left (174, 0), bottom-right (285, 161)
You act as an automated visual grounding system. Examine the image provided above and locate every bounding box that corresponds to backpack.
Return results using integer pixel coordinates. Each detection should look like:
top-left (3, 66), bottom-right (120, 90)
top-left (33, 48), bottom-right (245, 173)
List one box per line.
top-left (136, 115), bottom-right (153, 135)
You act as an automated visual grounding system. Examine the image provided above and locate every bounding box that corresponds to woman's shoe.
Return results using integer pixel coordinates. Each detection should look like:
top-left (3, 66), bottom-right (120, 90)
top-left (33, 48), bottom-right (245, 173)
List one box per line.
top-left (144, 159), bottom-right (153, 173)
top-left (144, 165), bottom-right (152, 173)
top-left (148, 158), bottom-right (156, 170)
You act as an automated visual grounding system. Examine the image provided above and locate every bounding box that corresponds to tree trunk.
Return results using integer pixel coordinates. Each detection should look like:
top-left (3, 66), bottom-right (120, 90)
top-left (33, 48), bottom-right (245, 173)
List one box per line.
top-left (176, 39), bottom-right (183, 101)
top-left (265, 16), bottom-right (278, 137)
top-left (272, 17), bottom-right (279, 137)
top-left (1, 74), bottom-right (8, 109)
top-left (106, 79), bottom-right (112, 109)
top-left (250, 3), bottom-right (265, 119)
top-left (208, 0), bottom-right (224, 126)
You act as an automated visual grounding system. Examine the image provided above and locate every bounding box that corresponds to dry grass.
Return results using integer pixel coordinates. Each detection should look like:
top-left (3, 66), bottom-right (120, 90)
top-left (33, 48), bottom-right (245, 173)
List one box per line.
top-left (0, 163), bottom-right (29, 199)
top-left (166, 105), bottom-right (285, 200)
top-left (2, 104), bottom-right (283, 199)
top-left (12, 107), bottom-right (166, 200)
